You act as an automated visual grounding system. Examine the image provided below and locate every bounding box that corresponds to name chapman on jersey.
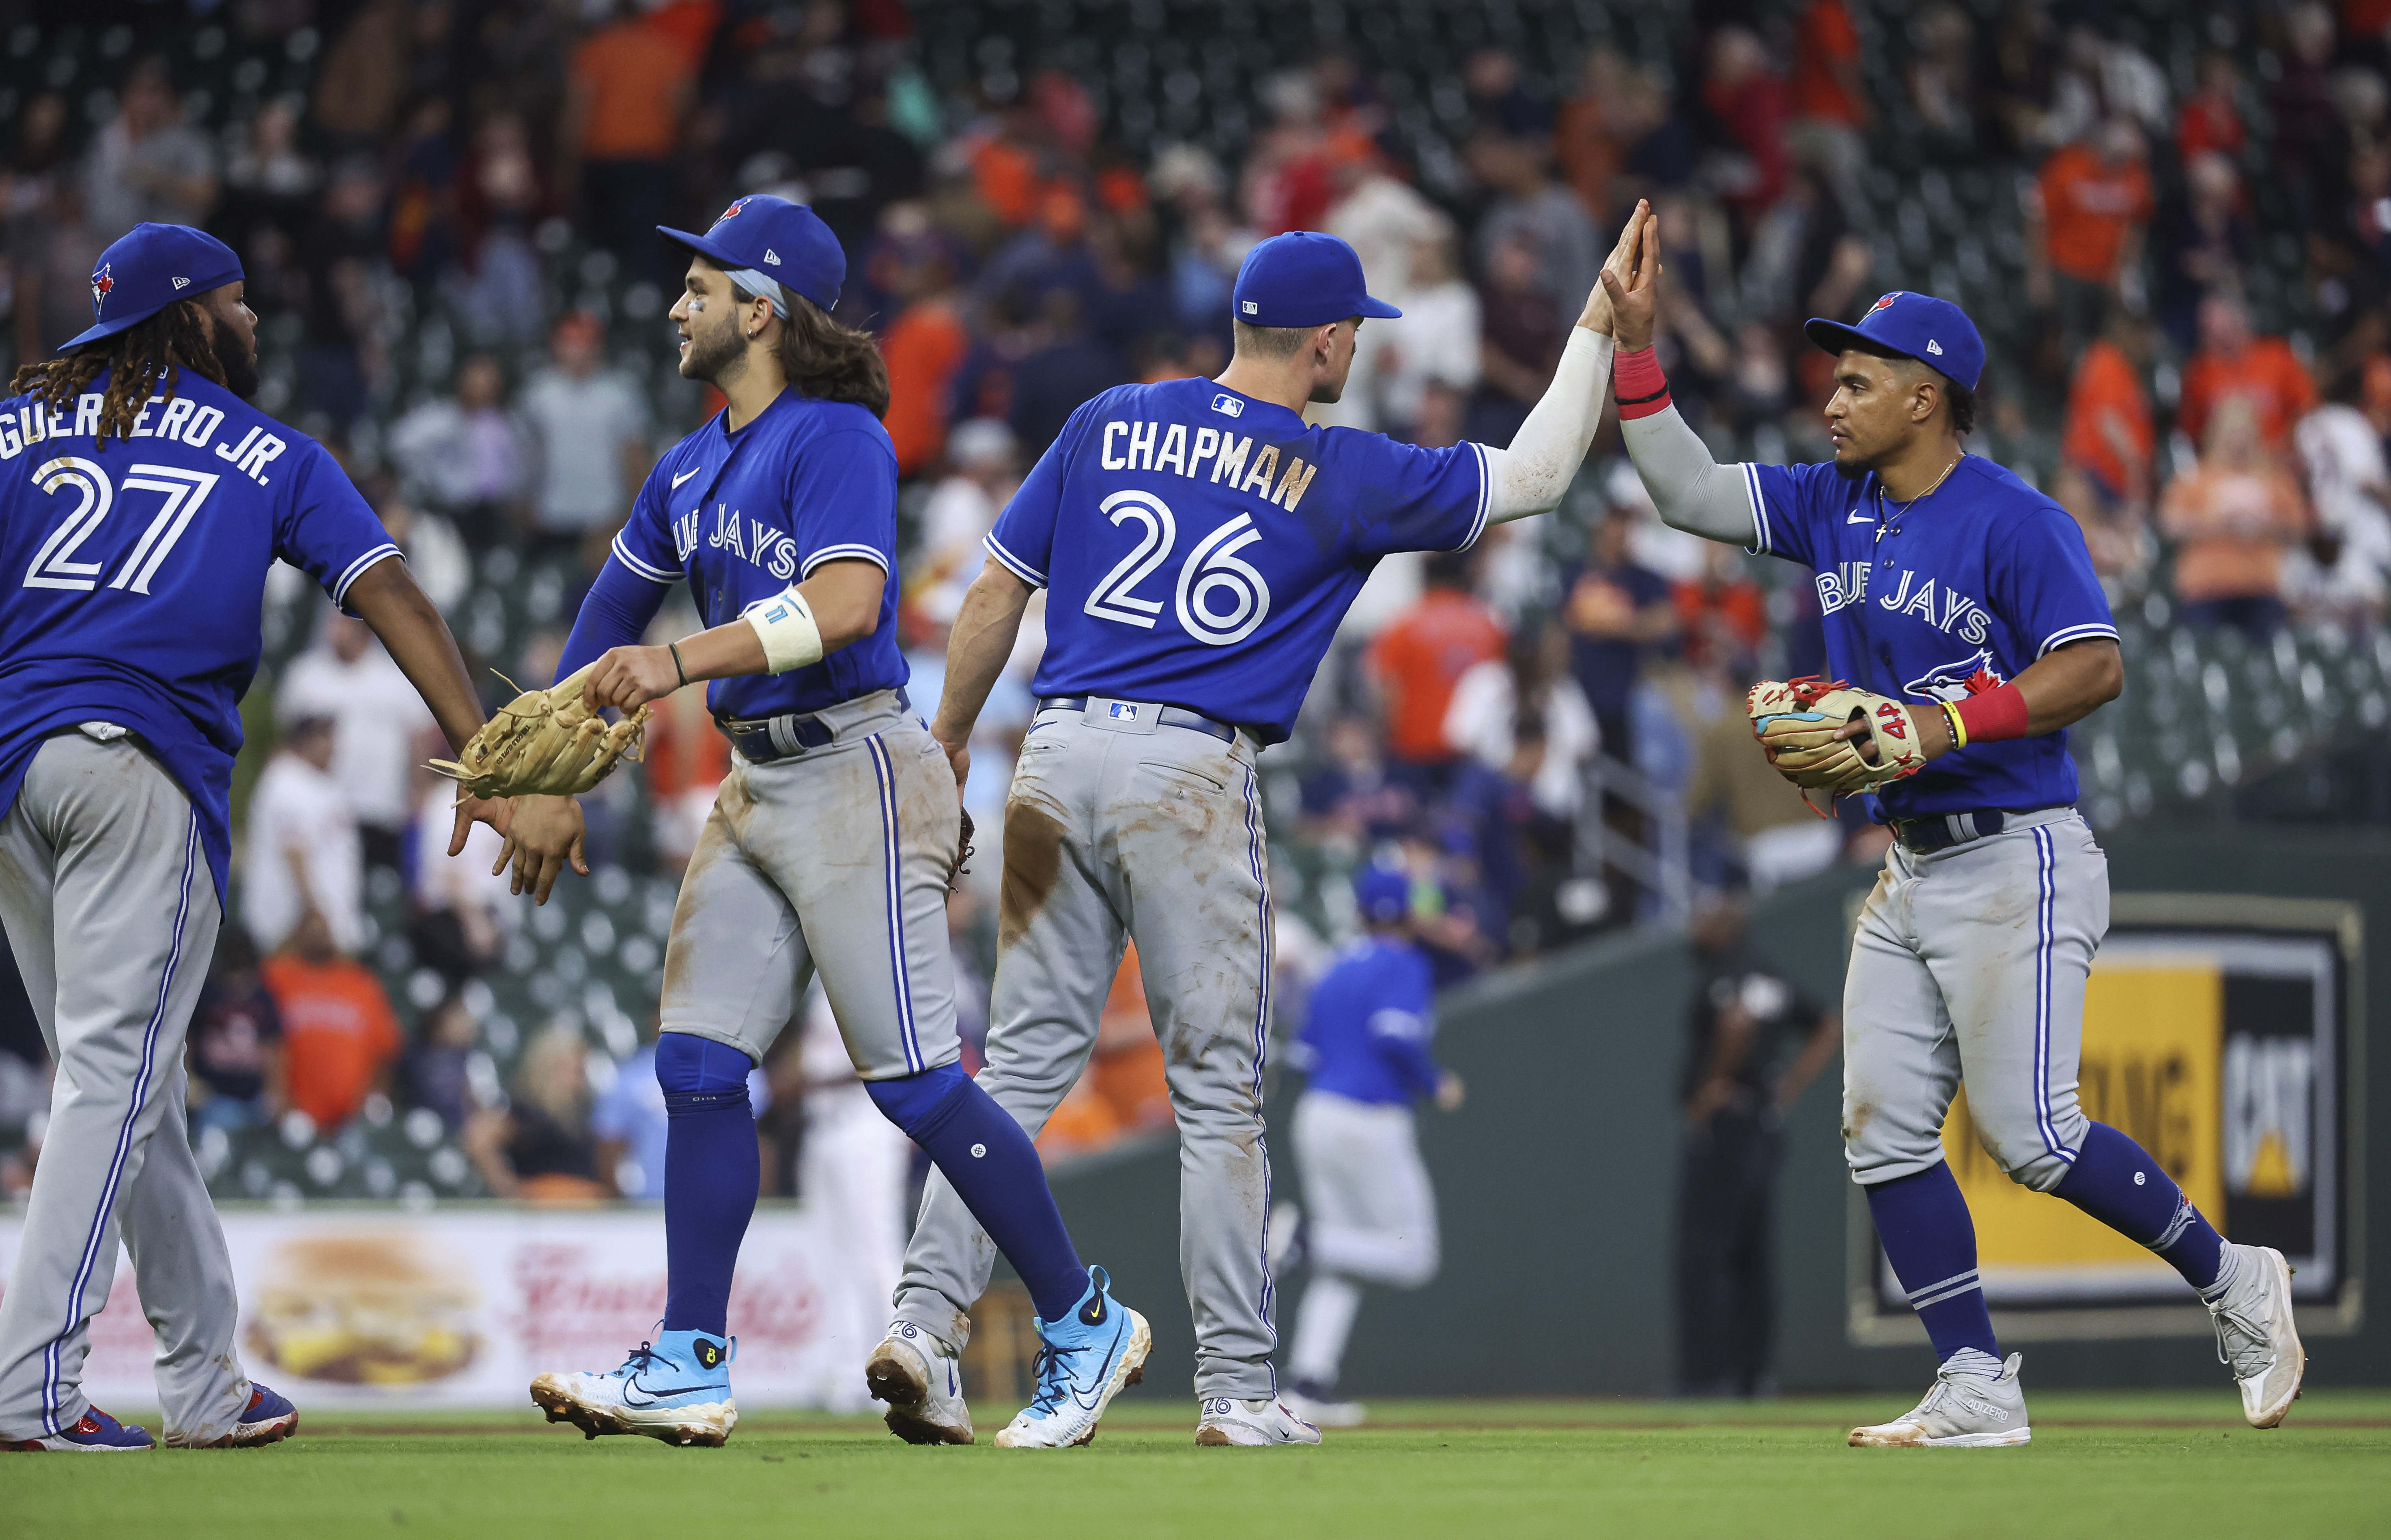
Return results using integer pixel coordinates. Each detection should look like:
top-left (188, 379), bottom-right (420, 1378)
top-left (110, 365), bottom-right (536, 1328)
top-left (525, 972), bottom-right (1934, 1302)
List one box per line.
top-left (1095, 418), bottom-right (1321, 510)
top-left (1815, 559), bottom-right (1994, 645)
top-left (0, 391), bottom-right (290, 486)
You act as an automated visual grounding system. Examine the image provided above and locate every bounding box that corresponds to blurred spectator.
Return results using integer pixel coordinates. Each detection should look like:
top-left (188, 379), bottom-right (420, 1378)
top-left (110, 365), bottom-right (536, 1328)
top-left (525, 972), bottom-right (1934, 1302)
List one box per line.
top-left (876, 222), bottom-right (972, 477)
top-left (313, 0), bottom-right (413, 145)
top-left (2161, 402), bottom-right (2312, 637)
top-left (2060, 307), bottom-right (2156, 517)
top-left (84, 58), bottom-right (217, 240)
top-left (516, 313), bottom-right (652, 555)
top-left (2152, 151), bottom-right (2255, 351)
top-left (2270, 2), bottom-right (2347, 230)
top-left (1672, 546), bottom-right (1771, 671)
top-left (464, 1026), bottom-right (610, 1202)
top-left (2175, 49), bottom-right (2247, 166)
top-left (1297, 716), bottom-right (1420, 857)
top-left (1554, 48), bottom-right (1630, 222)
top-left (1905, 3), bottom-right (1978, 149)
top-left (1784, 0), bottom-right (1871, 225)
top-left (261, 912), bottom-right (402, 1134)
top-left (1472, 135), bottom-right (1602, 344)
top-left (218, 97), bottom-right (321, 254)
top-left (1471, 232), bottom-right (1562, 445)
top-left (2293, 372), bottom-right (2391, 626)
top-left (1008, 289), bottom-right (1129, 457)
top-left (2031, 118), bottom-right (2153, 346)
top-left (399, 994), bottom-right (481, 1133)
top-left (448, 111), bottom-right (547, 343)
top-left (2178, 292), bottom-right (2319, 456)
top-left (1443, 622), bottom-right (1599, 825)
top-left (565, 1), bottom-right (704, 278)
top-left (1564, 511), bottom-right (1682, 762)
top-left (12, 180), bottom-right (106, 360)
top-left (389, 353), bottom-right (526, 546)
top-left (187, 927), bottom-right (284, 1137)
top-left (1367, 553), bottom-right (1507, 789)
top-left (914, 420), bottom-right (1018, 627)
top-left (242, 716), bottom-right (365, 957)
top-left (276, 613), bottom-right (437, 869)
top-left (409, 774), bottom-right (518, 987)
top-left (1464, 48), bottom-right (1550, 140)
top-left (1699, 27), bottom-right (1793, 224)
top-left (1674, 895), bottom-right (1839, 1398)
top-left (1375, 234), bottom-right (1481, 440)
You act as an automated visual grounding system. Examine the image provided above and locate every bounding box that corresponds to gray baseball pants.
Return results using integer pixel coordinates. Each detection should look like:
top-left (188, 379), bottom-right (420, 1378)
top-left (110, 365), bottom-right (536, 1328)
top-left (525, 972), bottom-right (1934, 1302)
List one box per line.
top-left (892, 701), bottom-right (1278, 1398)
top-left (658, 690), bottom-right (962, 1080)
top-left (0, 731), bottom-right (250, 1444)
top-left (1842, 807), bottom-right (2106, 1194)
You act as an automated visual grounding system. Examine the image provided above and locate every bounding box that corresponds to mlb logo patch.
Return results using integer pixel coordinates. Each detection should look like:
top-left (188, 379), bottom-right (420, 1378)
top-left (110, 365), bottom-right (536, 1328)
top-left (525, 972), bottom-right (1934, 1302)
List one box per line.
top-left (1108, 702), bottom-right (1140, 721)
top-left (1211, 394), bottom-right (1244, 417)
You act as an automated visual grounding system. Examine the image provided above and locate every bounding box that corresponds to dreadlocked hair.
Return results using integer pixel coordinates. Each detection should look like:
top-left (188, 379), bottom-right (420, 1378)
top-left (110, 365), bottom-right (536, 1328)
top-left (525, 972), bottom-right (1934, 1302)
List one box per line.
top-left (8, 300), bottom-right (227, 448)
top-left (775, 292), bottom-right (891, 418)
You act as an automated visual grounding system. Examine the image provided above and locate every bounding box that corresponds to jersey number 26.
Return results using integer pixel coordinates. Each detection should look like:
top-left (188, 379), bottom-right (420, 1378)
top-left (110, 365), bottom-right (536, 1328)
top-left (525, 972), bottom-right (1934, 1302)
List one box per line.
top-left (1084, 488), bottom-right (1271, 647)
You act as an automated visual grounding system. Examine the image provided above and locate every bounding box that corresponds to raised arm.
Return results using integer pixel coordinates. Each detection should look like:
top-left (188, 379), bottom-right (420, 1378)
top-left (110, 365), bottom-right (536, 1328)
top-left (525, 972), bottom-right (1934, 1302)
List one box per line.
top-left (1598, 219), bottom-right (1767, 548)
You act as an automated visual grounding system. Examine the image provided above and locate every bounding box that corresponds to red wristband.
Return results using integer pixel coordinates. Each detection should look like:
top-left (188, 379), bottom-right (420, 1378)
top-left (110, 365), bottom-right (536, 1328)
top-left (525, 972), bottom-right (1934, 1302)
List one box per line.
top-left (1952, 681), bottom-right (2029, 744)
top-left (1613, 345), bottom-right (1672, 420)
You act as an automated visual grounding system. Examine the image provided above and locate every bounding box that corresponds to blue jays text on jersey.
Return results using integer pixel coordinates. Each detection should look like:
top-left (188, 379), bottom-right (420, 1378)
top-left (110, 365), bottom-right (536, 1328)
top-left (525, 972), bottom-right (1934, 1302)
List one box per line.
top-left (985, 376), bottom-right (1491, 741)
top-left (1296, 936), bottom-right (1443, 1107)
top-left (1744, 453), bottom-right (2118, 819)
top-left (606, 389), bottom-right (907, 718)
top-left (0, 372), bottom-right (398, 898)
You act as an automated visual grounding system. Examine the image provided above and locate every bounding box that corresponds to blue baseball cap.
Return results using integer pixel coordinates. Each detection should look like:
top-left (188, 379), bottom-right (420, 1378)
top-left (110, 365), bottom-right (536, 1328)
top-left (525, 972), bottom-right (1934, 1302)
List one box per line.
top-left (1353, 865), bottom-right (1414, 926)
top-left (1232, 232), bottom-right (1401, 329)
top-left (1804, 290), bottom-right (1984, 391)
top-left (60, 223), bottom-right (244, 353)
top-left (658, 194), bottom-right (845, 313)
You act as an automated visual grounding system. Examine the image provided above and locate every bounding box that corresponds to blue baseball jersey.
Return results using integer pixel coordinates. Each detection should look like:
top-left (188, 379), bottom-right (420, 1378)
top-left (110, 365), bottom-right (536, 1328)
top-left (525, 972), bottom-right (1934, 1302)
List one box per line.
top-left (0, 372), bottom-right (398, 899)
top-left (1297, 936), bottom-right (1443, 1106)
top-left (985, 377), bottom-right (1489, 740)
top-left (1745, 453), bottom-right (2118, 819)
top-left (608, 390), bottom-right (906, 717)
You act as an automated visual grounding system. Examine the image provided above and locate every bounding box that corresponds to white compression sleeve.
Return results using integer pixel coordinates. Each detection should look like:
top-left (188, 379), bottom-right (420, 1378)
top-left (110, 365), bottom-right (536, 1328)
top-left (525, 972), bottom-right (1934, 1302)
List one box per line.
top-left (1480, 328), bottom-right (1613, 524)
top-left (1618, 402), bottom-right (1763, 547)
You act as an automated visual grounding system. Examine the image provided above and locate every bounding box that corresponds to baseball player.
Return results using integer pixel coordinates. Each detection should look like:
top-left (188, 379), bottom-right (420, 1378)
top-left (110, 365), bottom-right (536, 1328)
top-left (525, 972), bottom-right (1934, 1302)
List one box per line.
top-left (1278, 864), bottom-right (1463, 1428)
top-left (869, 207), bottom-right (1653, 1447)
top-left (524, 196), bottom-right (1148, 1450)
top-left (1599, 232), bottom-right (2305, 1445)
top-left (0, 224), bottom-right (574, 1450)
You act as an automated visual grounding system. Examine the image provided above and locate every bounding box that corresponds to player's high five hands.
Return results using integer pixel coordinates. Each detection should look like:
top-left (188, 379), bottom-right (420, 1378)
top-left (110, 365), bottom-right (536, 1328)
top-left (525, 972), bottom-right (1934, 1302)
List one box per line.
top-left (1580, 200), bottom-right (1657, 337)
top-left (1597, 205), bottom-right (1663, 351)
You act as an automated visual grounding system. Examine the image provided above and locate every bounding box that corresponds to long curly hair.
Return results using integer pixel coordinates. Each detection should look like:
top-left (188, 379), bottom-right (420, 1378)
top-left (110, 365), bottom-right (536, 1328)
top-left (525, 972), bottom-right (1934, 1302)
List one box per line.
top-left (8, 300), bottom-right (230, 447)
top-left (776, 293), bottom-right (891, 418)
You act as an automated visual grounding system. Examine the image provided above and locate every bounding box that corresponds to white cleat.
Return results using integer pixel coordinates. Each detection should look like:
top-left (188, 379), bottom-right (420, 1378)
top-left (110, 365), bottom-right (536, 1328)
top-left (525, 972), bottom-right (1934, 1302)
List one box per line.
top-left (1848, 1352), bottom-right (2032, 1448)
top-left (1194, 1396), bottom-right (1324, 1446)
top-left (991, 1268), bottom-right (1151, 1449)
top-left (2209, 1243), bottom-right (2305, 1428)
top-left (1281, 1387), bottom-right (1365, 1429)
top-left (529, 1332), bottom-right (739, 1448)
top-left (866, 1322), bottom-right (975, 1445)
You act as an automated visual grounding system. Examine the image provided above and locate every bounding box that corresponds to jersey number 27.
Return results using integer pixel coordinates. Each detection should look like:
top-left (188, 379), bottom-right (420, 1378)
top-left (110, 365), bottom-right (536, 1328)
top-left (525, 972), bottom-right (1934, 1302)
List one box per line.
top-left (22, 456), bottom-right (218, 595)
top-left (1084, 488), bottom-right (1271, 647)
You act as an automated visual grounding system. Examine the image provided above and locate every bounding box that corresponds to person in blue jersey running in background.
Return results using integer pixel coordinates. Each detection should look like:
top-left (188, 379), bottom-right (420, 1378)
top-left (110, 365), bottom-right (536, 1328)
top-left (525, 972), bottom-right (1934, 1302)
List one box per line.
top-left (0, 224), bottom-right (577, 1453)
top-left (870, 202), bottom-right (1657, 1447)
top-left (1276, 863), bottom-right (1463, 1430)
top-left (523, 195), bottom-right (1148, 1451)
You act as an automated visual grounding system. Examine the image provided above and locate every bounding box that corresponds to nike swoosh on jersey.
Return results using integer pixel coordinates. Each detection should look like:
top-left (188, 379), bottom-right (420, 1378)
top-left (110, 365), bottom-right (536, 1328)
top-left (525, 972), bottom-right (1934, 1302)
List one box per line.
top-left (1847, 508), bottom-right (1870, 523)
top-left (671, 467), bottom-right (702, 489)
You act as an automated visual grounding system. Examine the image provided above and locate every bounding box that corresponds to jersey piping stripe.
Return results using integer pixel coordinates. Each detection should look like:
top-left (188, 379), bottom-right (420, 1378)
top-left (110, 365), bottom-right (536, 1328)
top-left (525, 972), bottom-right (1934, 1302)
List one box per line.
top-left (1238, 761), bottom-right (1280, 1374)
top-left (43, 809), bottom-right (199, 1435)
top-left (2029, 824), bottom-right (2075, 1163)
top-left (800, 542), bottom-right (891, 578)
top-left (865, 733), bottom-right (924, 1074)
top-left (1741, 462), bottom-right (1770, 555)
top-left (611, 533), bottom-right (684, 585)
top-left (2036, 622), bottom-right (2121, 658)
top-left (981, 532), bottom-right (1046, 588)
top-left (1445, 442), bottom-right (1492, 552)
top-left (329, 542), bottom-right (402, 608)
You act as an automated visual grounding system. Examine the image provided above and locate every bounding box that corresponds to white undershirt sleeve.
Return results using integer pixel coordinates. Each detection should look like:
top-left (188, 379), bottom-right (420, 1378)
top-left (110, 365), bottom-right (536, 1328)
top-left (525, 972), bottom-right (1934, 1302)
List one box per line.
top-left (1618, 402), bottom-right (1765, 548)
top-left (1479, 328), bottom-right (1613, 524)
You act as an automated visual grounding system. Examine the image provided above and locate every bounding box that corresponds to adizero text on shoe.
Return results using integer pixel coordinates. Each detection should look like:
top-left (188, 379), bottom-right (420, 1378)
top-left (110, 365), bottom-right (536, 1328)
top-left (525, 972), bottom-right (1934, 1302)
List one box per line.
top-left (1194, 1397), bottom-right (1325, 1446)
top-left (993, 1267), bottom-right (1151, 1449)
top-left (2210, 1243), bottom-right (2305, 1428)
top-left (3, 1407), bottom-right (154, 1452)
top-left (868, 1322), bottom-right (975, 1445)
top-left (1848, 1352), bottom-right (2032, 1448)
top-left (531, 1329), bottom-right (738, 1448)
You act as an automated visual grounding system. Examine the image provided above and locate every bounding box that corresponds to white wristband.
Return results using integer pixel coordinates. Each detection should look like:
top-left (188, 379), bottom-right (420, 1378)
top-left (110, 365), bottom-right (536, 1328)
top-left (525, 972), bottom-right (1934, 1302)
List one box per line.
top-left (742, 587), bottom-right (824, 673)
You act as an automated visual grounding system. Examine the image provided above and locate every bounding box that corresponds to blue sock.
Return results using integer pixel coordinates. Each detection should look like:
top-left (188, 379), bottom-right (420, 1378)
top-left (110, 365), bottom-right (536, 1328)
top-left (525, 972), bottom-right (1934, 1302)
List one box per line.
top-left (2052, 1122), bottom-right (2227, 1291)
top-left (1865, 1164), bottom-right (2000, 1363)
top-left (868, 1064), bottom-right (1087, 1322)
top-left (656, 1034), bottom-right (758, 1338)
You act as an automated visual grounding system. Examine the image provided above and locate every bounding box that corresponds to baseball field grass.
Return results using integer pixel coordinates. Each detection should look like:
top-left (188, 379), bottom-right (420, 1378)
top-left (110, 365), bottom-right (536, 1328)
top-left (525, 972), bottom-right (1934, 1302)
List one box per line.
top-left (9, 1391), bottom-right (2389, 1540)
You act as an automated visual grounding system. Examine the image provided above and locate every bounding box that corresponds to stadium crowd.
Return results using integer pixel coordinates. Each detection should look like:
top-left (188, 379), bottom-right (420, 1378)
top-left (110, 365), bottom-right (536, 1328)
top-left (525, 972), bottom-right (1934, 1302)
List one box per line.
top-left (4, 0), bottom-right (2391, 1185)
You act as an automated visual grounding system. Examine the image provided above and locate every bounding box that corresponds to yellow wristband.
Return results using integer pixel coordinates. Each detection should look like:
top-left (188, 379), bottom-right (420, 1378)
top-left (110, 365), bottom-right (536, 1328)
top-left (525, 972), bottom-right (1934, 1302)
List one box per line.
top-left (1942, 699), bottom-right (1968, 749)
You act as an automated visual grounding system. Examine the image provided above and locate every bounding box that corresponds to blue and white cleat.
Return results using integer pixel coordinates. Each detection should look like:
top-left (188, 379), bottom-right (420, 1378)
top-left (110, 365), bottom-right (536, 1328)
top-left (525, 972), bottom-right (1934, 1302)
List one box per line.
top-left (866, 1321), bottom-right (975, 1445)
top-left (530, 1327), bottom-right (738, 1447)
top-left (172, 1383), bottom-right (301, 1448)
top-left (4, 1406), bottom-right (155, 1452)
top-left (992, 1267), bottom-right (1150, 1449)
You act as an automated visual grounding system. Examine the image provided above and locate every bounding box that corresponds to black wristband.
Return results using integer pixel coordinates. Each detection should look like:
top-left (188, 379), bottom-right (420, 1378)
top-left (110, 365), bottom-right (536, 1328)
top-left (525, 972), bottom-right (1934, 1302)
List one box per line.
top-left (668, 641), bottom-right (688, 688)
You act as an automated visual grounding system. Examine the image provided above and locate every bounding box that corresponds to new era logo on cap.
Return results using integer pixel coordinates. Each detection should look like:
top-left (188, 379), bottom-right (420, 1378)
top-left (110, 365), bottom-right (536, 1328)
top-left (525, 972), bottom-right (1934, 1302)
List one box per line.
top-left (1242, 300), bottom-right (1258, 314)
top-left (172, 276), bottom-right (189, 290)
top-left (1926, 339), bottom-right (1943, 355)
top-left (764, 249), bottom-right (780, 266)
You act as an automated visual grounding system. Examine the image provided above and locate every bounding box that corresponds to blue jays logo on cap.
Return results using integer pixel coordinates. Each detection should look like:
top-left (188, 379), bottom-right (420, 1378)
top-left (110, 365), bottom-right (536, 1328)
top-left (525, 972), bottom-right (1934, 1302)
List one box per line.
top-left (91, 263), bottom-right (114, 313)
top-left (58, 224), bottom-right (243, 354)
top-left (1803, 289), bottom-right (1985, 392)
top-left (656, 194), bottom-right (845, 313)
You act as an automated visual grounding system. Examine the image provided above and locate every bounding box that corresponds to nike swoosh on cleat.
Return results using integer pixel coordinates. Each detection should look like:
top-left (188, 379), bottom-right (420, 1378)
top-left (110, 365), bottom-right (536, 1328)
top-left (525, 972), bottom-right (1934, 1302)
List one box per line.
top-left (671, 467), bottom-right (702, 488)
top-left (620, 1379), bottom-right (725, 1407)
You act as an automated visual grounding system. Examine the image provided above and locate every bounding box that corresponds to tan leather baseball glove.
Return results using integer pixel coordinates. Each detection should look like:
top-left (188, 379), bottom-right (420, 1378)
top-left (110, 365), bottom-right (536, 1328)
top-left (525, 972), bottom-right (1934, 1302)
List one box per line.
top-left (1747, 676), bottom-right (1928, 806)
top-left (428, 662), bottom-right (650, 801)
